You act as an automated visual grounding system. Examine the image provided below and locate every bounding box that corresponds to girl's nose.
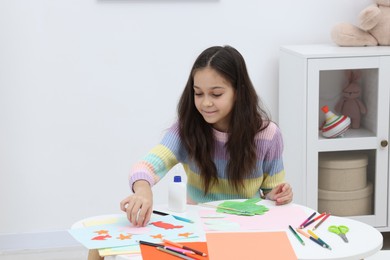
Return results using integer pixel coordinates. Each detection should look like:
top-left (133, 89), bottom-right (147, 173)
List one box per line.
top-left (203, 98), bottom-right (213, 107)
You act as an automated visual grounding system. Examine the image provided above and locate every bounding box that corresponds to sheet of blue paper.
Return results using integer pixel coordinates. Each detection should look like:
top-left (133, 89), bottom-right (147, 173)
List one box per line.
top-left (69, 215), bottom-right (203, 249)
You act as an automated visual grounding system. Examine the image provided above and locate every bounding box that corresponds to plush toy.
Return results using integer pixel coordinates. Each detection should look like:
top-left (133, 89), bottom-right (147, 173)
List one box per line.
top-left (334, 70), bottom-right (367, 129)
top-left (331, 0), bottom-right (390, 46)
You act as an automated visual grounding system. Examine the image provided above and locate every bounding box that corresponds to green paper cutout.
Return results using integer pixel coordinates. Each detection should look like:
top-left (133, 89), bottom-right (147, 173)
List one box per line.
top-left (216, 198), bottom-right (269, 216)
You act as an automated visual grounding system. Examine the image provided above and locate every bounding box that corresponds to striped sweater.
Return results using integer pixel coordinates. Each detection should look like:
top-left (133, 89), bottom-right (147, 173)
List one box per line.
top-left (129, 121), bottom-right (285, 203)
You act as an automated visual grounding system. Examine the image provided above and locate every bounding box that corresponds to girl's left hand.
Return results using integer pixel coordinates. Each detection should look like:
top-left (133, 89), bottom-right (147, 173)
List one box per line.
top-left (267, 183), bottom-right (293, 205)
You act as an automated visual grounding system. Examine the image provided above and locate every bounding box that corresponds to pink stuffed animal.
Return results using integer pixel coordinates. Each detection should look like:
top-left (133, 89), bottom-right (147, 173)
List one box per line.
top-left (331, 0), bottom-right (390, 46)
top-left (334, 70), bottom-right (367, 129)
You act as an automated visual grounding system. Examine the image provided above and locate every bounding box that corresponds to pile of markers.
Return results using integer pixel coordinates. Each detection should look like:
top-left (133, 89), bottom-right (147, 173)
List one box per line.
top-left (139, 239), bottom-right (207, 260)
top-left (288, 212), bottom-right (332, 250)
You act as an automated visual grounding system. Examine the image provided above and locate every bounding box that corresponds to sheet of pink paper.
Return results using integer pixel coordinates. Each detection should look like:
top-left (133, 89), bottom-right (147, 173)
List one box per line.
top-left (200, 204), bottom-right (308, 231)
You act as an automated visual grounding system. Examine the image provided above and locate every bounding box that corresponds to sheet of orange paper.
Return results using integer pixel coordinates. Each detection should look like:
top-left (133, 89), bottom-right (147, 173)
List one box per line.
top-left (206, 232), bottom-right (297, 260)
top-left (140, 242), bottom-right (209, 260)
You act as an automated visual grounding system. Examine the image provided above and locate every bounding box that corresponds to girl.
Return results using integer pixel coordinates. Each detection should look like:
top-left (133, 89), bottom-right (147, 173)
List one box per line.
top-left (120, 45), bottom-right (293, 227)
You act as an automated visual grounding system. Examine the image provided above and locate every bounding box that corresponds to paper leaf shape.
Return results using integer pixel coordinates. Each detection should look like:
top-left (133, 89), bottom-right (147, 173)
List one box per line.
top-left (217, 198), bottom-right (269, 216)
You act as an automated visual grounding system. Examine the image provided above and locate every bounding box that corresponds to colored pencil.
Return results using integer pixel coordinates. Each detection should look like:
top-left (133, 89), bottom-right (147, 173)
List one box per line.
top-left (153, 210), bottom-right (194, 223)
top-left (312, 213), bottom-right (331, 230)
top-left (152, 210), bottom-right (169, 216)
top-left (296, 228), bottom-right (328, 249)
top-left (139, 240), bottom-right (197, 256)
top-left (163, 239), bottom-right (208, 256)
top-left (296, 228), bottom-right (310, 238)
top-left (171, 215), bottom-right (195, 224)
top-left (288, 225), bottom-right (305, 245)
top-left (165, 246), bottom-right (195, 255)
top-left (157, 247), bottom-right (194, 260)
top-left (309, 236), bottom-right (328, 249)
top-left (308, 230), bottom-right (332, 250)
top-left (299, 212), bottom-right (316, 228)
top-left (138, 240), bottom-right (163, 248)
top-left (183, 252), bottom-right (204, 260)
top-left (302, 212), bottom-right (327, 228)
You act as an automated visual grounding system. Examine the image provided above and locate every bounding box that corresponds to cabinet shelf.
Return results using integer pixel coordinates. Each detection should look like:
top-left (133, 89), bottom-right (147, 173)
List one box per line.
top-left (318, 137), bottom-right (378, 152)
top-left (318, 129), bottom-right (378, 152)
top-left (319, 128), bottom-right (376, 139)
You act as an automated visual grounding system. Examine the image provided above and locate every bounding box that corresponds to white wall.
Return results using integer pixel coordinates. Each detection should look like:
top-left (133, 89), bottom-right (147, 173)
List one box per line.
top-left (0, 0), bottom-right (372, 249)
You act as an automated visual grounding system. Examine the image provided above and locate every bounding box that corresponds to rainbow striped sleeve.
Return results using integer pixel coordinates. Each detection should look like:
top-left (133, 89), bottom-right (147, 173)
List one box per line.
top-left (128, 124), bottom-right (183, 190)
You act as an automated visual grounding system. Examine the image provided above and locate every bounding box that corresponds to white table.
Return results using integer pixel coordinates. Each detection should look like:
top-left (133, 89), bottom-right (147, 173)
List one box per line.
top-left (73, 200), bottom-right (383, 260)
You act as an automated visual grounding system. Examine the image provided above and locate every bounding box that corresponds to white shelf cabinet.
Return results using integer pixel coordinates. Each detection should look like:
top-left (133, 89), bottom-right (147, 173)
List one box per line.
top-left (279, 44), bottom-right (390, 230)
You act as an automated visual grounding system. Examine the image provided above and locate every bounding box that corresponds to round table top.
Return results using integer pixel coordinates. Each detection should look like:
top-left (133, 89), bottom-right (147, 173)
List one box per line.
top-left (73, 200), bottom-right (383, 260)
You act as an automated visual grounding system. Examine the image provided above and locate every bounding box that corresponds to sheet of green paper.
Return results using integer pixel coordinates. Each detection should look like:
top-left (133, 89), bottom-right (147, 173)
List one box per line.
top-left (206, 232), bottom-right (297, 260)
top-left (217, 198), bottom-right (269, 215)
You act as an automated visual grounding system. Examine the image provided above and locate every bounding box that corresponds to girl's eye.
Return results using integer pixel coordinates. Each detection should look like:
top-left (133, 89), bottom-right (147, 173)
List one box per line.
top-left (213, 93), bottom-right (222, 97)
top-left (194, 93), bottom-right (203, 96)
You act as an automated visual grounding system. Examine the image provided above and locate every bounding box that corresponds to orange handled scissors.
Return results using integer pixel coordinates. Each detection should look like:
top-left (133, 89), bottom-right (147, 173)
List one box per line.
top-left (328, 225), bottom-right (349, 243)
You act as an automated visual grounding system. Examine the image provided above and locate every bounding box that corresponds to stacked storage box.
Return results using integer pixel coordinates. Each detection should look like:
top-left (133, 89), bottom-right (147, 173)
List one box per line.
top-left (318, 152), bottom-right (373, 216)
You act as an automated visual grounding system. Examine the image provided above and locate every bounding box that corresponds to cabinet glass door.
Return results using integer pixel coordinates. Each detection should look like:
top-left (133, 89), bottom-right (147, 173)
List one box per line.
top-left (306, 56), bottom-right (390, 227)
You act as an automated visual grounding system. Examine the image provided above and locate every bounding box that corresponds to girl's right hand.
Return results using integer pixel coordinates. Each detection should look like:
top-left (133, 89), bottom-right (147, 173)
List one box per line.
top-left (267, 183), bottom-right (293, 205)
top-left (120, 180), bottom-right (153, 227)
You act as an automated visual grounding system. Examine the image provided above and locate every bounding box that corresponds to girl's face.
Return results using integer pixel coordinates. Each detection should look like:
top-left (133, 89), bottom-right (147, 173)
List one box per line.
top-left (193, 67), bottom-right (236, 132)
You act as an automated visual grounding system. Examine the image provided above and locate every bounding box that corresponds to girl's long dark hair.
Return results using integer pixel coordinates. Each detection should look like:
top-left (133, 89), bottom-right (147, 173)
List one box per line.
top-left (177, 46), bottom-right (269, 194)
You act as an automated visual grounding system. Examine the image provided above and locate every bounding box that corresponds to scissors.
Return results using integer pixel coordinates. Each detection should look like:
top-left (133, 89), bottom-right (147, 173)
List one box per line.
top-left (328, 225), bottom-right (349, 243)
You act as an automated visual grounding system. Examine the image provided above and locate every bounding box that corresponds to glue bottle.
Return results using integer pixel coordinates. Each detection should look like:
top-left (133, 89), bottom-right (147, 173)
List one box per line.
top-left (168, 175), bottom-right (186, 213)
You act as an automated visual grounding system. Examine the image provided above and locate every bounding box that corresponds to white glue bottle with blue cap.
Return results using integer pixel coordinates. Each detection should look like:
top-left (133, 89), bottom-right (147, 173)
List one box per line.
top-left (168, 175), bottom-right (186, 212)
